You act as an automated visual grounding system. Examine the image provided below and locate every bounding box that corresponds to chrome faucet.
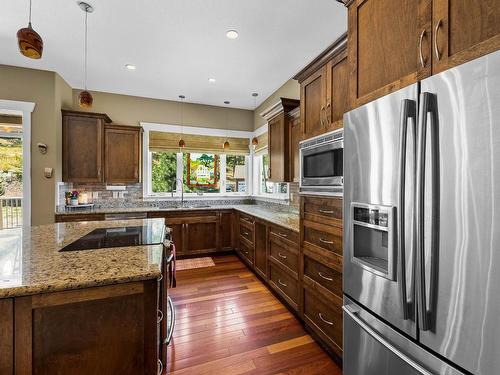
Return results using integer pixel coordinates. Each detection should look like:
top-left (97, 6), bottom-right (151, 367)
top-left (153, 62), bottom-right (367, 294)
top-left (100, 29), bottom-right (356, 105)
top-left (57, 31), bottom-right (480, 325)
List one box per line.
top-left (170, 178), bottom-right (184, 206)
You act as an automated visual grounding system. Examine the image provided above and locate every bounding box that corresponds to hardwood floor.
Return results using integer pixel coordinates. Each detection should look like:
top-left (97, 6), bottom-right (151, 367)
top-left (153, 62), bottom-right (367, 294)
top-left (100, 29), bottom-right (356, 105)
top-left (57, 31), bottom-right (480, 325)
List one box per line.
top-left (167, 255), bottom-right (342, 375)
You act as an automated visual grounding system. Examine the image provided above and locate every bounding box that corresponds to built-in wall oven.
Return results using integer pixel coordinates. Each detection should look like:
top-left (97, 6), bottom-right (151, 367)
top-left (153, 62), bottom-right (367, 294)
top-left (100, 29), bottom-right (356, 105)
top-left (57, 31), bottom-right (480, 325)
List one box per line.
top-left (299, 128), bottom-right (343, 196)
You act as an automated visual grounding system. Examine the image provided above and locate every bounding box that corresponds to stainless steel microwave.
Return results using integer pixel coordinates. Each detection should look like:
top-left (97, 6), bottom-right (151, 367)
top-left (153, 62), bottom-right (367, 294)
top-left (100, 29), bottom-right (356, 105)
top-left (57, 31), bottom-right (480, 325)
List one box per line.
top-left (299, 129), bottom-right (343, 196)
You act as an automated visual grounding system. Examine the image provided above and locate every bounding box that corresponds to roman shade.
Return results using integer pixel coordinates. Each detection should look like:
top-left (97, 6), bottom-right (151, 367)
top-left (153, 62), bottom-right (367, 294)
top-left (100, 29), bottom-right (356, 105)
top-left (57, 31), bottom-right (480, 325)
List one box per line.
top-left (149, 131), bottom-right (250, 155)
top-left (254, 131), bottom-right (268, 154)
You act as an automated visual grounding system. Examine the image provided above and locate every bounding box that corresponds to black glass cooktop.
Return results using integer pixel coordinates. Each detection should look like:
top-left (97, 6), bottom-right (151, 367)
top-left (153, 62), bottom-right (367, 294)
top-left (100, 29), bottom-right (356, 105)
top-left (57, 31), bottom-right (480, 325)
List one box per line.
top-left (59, 226), bottom-right (164, 252)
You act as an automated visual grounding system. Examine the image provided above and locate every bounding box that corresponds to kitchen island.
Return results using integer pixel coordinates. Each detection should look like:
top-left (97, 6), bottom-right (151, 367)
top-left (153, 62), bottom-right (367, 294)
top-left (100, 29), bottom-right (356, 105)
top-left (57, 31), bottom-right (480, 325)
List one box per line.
top-left (0, 218), bottom-right (166, 375)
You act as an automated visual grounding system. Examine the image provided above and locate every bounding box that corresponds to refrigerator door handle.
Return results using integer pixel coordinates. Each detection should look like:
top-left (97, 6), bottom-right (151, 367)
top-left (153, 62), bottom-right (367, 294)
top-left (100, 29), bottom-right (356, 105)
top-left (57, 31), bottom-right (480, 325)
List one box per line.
top-left (343, 305), bottom-right (433, 375)
top-left (416, 92), bottom-right (439, 332)
top-left (398, 99), bottom-right (417, 320)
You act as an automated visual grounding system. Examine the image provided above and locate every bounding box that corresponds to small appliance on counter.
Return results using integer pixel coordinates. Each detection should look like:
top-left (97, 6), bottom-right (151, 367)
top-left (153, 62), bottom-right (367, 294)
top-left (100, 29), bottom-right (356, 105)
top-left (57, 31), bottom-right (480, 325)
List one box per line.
top-left (299, 128), bottom-right (343, 196)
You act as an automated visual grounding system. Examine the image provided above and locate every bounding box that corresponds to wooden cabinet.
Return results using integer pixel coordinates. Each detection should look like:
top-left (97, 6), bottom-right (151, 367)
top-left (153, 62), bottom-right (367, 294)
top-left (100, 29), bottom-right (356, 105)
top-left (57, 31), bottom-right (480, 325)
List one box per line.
top-left (261, 98), bottom-right (300, 182)
top-left (104, 125), bottom-right (141, 184)
top-left (219, 210), bottom-right (233, 251)
top-left (55, 213), bottom-right (105, 223)
top-left (62, 110), bottom-right (110, 183)
top-left (185, 215), bottom-right (219, 255)
top-left (289, 107), bottom-right (301, 182)
top-left (0, 299), bottom-right (13, 375)
top-left (432, 0), bottom-right (500, 73)
top-left (14, 281), bottom-right (157, 375)
top-left (62, 110), bottom-right (142, 184)
top-left (254, 222), bottom-right (267, 279)
top-left (347, 0), bottom-right (431, 108)
top-left (295, 34), bottom-right (349, 140)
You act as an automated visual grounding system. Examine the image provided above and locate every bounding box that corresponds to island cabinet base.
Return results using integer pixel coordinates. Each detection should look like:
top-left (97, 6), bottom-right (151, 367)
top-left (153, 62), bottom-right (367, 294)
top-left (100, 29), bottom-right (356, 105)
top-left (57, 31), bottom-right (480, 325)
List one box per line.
top-left (13, 280), bottom-right (158, 375)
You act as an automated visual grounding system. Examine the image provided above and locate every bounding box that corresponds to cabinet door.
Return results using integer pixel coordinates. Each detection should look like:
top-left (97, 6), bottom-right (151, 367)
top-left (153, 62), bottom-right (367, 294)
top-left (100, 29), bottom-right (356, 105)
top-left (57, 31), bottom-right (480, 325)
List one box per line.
top-left (433, 0), bottom-right (500, 73)
top-left (268, 115), bottom-right (287, 182)
top-left (325, 54), bottom-right (349, 131)
top-left (168, 223), bottom-right (185, 256)
top-left (62, 115), bottom-right (103, 182)
top-left (219, 210), bottom-right (233, 251)
top-left (254, 222), bottom-right (267, 279)
top-left (0, 299), bottom-right (13, 375)
top-left (300, 66), bottom-right (327, 140)
top-left (289, 111), bottom-right (301, 183)
top-left (348, 0), bottom-right (431, 108)
top-left (104, 126), bottom-right (141, 184)
top-left (185, 217), bottom-right (219, 255)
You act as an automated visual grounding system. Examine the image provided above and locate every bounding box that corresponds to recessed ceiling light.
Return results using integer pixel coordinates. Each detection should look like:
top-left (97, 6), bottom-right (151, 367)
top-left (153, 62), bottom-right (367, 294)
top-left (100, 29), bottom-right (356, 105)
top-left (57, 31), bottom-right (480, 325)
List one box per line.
top-left (125, 64), bottom-right (136, 70)
top-left (208, 78), bottom-right (216, 83)
top-left (226, 30), bottom-right (239, 40)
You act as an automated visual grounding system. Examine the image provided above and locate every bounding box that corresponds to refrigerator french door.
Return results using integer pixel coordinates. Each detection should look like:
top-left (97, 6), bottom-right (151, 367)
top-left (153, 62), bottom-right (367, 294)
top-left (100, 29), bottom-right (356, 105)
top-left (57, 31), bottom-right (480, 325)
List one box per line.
top-left (343, 49), bottom-right (500, 375)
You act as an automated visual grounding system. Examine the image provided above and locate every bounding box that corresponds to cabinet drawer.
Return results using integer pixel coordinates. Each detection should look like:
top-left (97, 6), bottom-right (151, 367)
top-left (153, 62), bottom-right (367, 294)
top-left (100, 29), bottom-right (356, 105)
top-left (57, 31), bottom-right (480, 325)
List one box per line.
top-left (55, 213), bottom-right (105, 222)
top-left (303, 196), bottom-right (343, 224)
top-left (239, 223), bottom-right (254, 244)
top-left (239, 237), bottom-right (254, 264)
top-left (269, 265), bottom-right (299, 305)
top-left (269, 240), bottom-right (298, 274)
top-left (304, 290), bottom-right (342, 350)
top-left (303, 223), bottom-right (342, 257)
top-left (304, 256), bottom-right (342, 299)
top-left (269, 225), bottom-right (299, 244)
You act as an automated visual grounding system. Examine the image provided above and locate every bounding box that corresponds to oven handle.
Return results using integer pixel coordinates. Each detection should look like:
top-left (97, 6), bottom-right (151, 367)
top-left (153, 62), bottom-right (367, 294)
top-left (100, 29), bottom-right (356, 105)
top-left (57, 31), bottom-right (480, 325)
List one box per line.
top-left (300, 139), bottom-right (343, 154)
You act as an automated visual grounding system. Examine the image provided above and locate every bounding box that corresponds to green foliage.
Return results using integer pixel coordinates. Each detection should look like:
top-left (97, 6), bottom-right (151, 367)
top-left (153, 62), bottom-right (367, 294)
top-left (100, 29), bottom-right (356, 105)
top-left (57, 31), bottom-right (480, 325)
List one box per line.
top-left (151, 152), bottom-right (177, 193)
top-left (183, 153), bottom-right (220, 193)
top-left (198, 153), bottom-right (214, 168)
top-left (0, 138), bottom-right (22, 174)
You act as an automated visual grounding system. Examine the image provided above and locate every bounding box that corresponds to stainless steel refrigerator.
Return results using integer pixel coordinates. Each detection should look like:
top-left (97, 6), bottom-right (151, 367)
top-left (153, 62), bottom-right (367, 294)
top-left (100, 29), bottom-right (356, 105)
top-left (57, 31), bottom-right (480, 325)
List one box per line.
top-left (343, 49), bottom-right (500, 375)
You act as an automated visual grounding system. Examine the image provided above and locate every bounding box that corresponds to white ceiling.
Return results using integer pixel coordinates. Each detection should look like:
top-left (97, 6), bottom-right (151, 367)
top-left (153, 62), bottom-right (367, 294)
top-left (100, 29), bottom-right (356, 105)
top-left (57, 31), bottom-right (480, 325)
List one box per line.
top-left (0, 0), bottom-right (347, 110)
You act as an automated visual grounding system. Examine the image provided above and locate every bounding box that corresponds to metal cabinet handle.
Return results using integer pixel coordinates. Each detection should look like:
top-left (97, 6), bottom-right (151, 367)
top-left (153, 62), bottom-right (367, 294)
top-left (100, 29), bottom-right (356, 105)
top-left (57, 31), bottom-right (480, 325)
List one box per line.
top-left (318, 312), bottom-right (334, 326)
top-left (320, 106), bottom-right (326, 127)
top-left (419, 29), bottom-right (427, 68)
top-left (157, 309), bottom-right (164, 324)
top-left (319, 238), bottom-right (334, 245)
top-left (158, 359), bottom-right (163, 375)
top-left (157, 273), bottom-right (163, 282)
top-left (278, 279), bottom-right (287, 288)
top-left (318, 271), bottom-right (333, 282)
top-left (278, 252), bottom-right (287, 259)
top-left (165, 296), bottom-right (175, 345)
top-left (278, 232), bottom-right (288, 238)
top-left (318, 209), bottom-right (334, 214)
top-left (434, 19), bottom-right (443, 61)
top-left (326, 102), bottom-right (331, 125)
top-left (243, 231), bottom-right (249, 236)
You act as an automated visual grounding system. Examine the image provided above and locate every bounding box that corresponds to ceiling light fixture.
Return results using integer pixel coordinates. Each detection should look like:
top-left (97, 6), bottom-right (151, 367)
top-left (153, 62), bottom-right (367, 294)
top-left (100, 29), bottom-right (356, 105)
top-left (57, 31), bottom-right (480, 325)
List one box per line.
top-left (125, 64), bottom-right (136, 70)
top-left (17, 0), bottom-right (43, 59)
top-left (178, 95), bottom-right (186, 148)
top-left (226, 30), bottom-right (239, 40)
top-left (78, 2), bottom-right (94, 109)
top-left (251, 93), bottom-right (259, 148)
top-left (208, 78), bottom-right (216, 83)
top-left (223, 101), bottom-right (231, 150)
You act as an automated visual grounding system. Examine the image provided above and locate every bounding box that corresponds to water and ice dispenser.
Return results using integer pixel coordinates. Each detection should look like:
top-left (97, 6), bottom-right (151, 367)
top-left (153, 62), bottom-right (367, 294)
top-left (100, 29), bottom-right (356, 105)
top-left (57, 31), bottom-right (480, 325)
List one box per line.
top-left (350, 203), bottom-right (396, 280)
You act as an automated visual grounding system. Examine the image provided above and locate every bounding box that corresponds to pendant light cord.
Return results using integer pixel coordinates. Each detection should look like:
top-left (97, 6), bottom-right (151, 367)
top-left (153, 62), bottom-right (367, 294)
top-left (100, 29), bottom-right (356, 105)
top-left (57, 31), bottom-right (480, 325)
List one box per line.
top-left (28, 0), bottom-right (32, 24)
top-left (84, 8), bottom-right (88, 90)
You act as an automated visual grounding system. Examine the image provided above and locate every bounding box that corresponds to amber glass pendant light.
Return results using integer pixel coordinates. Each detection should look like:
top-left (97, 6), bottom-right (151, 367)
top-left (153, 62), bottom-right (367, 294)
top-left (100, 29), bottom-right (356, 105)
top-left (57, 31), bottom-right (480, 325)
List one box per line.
top-left (78, 2), bottom-right (94, 108)
top-left (223, 101), bottom-right (231, 150)
top-left (17, 0), bottom-right (43, 59)
top-left (178, 95), bottom-right (186, 148)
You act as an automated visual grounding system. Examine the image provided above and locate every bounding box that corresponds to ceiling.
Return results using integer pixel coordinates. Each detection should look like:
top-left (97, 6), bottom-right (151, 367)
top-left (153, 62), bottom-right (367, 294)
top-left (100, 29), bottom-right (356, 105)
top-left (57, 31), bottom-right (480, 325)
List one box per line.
top-left (0, 0), bottom-right (347, 110)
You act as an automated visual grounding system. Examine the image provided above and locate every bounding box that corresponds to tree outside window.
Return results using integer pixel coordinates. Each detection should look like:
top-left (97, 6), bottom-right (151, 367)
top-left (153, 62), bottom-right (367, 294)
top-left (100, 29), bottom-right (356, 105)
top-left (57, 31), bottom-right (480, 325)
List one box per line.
top-left (226, 155), bottom-right (246, 193)
top-left (151, 152), bottom-right (177, 193)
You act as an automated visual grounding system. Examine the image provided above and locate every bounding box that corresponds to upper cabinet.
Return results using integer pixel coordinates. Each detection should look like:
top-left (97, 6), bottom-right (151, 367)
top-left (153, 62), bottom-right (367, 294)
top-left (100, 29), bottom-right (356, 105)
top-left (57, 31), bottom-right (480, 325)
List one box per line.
top-left (345, 0), bottom-right (500, 107)
top-left (62, 110), bottom-right (110, 183)
top-left (62, 110), bottom-right (142, 184)
top-left (432, 0), bottom-right (500, 73)
top-left (261, 98), bottom-right (300, 183)
top-left (295, 33), bottom-right (349, 141)
top-left (347, 0), bottom-right (431, 108)
top-left (104, 125), bottom-right (142, 184)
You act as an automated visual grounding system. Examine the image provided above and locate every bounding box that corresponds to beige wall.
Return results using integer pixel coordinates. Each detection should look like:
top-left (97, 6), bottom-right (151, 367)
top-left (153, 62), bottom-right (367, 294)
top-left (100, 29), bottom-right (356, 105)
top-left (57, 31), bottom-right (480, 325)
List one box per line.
top-left (71, 90), bottom-right (254, 131)
top-left (0, 65), bottom-right (74, 225)
top-left (253, 79), bottom-right (300, 130)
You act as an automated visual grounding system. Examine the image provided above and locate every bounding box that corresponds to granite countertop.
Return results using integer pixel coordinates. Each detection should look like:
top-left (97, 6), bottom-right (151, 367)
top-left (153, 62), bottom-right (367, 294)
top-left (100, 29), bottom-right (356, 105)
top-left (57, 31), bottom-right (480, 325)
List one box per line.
top-left (0, 218), bottom-right (165, 299)
top-left (56, 204), bottom-right (300, 233)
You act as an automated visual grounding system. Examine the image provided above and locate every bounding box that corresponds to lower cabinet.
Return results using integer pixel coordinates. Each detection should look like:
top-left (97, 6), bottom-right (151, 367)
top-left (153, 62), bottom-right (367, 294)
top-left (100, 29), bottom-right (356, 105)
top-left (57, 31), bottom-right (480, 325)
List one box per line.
top-left (254, 222), bottom-right (267, 279)
top-left (0, 299), bottom-right (13, 374)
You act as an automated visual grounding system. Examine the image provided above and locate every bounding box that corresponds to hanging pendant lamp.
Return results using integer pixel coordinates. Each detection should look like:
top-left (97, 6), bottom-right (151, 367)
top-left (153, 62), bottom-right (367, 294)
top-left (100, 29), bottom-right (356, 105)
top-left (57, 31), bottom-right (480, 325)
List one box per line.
top-left (78, 2), bottom-right (94, 108)
top-left (17, 0), bottom-right (43, 59)
top-left (178, 95), bottom-right (186, 148)
top-left (251, 93), bottom-right (259, 148)
top-left (223, 101), bottom-right (231, 150)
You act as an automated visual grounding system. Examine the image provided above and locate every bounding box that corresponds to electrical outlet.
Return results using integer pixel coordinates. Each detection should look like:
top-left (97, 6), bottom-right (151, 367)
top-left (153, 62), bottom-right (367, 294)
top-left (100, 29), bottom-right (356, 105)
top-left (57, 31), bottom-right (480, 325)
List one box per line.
top-left (92, 192), bottom-right (99, 199)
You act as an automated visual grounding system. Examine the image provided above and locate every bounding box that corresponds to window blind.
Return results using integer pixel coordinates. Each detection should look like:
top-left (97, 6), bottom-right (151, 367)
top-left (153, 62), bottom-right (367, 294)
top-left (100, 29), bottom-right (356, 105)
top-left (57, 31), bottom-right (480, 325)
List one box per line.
top-left (254, 132), bottom-right (268, 153)
top-left (149, 131), bottom-right (250, 155)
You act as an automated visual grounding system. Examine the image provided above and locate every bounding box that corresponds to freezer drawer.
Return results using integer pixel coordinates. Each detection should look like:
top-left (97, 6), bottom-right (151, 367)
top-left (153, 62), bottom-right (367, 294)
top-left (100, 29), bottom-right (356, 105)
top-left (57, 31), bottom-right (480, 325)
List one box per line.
top-left (343, 297), bottom-right (464, 375)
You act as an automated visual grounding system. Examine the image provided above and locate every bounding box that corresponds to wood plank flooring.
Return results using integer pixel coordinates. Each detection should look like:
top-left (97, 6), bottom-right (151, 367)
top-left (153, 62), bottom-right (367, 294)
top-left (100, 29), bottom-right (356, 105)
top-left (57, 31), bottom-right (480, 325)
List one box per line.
top-left (167, 255), bottom-right (342, 375)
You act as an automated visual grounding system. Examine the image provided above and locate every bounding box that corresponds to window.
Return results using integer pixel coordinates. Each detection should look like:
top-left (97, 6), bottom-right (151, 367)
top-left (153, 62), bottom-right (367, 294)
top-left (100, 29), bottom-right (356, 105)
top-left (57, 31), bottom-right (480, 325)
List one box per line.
top-left (148, 151), bottom-right (247, 196)
top-left (226, 155), bottom-right (246, 193)
top-left (253, 152), bottom-right (289, 199)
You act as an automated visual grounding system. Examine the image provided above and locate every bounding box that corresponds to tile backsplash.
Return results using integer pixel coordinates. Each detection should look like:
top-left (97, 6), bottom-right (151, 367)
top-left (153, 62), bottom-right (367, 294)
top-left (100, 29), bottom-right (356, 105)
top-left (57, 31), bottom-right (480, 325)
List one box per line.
top-left (58, 183), bottom-right (143, 205)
